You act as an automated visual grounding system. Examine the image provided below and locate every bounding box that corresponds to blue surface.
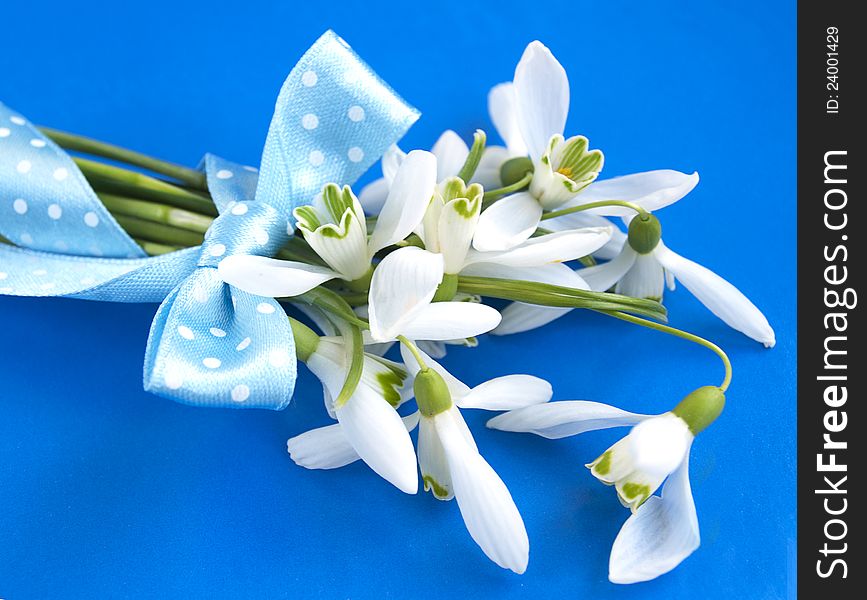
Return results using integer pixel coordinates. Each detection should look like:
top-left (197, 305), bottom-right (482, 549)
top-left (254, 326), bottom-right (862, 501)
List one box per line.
top-left (0, 1), bottom-right (796, 598)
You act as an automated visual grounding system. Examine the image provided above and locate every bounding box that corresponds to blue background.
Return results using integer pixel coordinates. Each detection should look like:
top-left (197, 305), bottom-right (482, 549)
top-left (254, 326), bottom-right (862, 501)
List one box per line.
top-left (0, 1), bottom-right (795, 598)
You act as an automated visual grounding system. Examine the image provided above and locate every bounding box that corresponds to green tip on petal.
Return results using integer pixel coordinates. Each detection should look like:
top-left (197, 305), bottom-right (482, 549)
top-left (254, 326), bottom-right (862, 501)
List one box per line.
top-left (672, 385), bottom-right (726, 435)
top-left (627, 213), bottom-right (662, 254)
top-left (423, 475), bottom-right (451, 499)
top-left (414, 368), bottom-right (453, 417)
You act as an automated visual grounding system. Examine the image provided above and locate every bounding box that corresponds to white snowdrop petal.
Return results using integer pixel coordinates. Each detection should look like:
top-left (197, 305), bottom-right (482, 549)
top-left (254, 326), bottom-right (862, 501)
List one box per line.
top-left (654, 243), bottom-right (776, 347)
top-left (430, 130), bottom-right (470, 181)
top-left (473, 192), bottom-right (542, 252)
top-left (488, 82), bottom-right (528, 156)
top-left (368, 150), bottom-right (437, 255)
top-left (358, 177), bottom-right (390, 215)
top-left (513, 41), bottom-right (569, 159)
top-left (399, 301), bottom-right (501, 342)
top-left (287, 422), bottom-right (362, 470)
top-left (417, 416), bottom-right (454, 499)
top-left (494, 303), bottom-right (574, 336)
top-left (367, 247), bottom-right (444, 341)
top-left (218, 255), bottom-right (339, 297)
top-left (437, 410), bottom-right (529, 574)
top-left (576, 171), bottom-right (700, 217)
top-left (487, 401), bottom-right (652, 439)
top-left (438, 196), bottom-right (481, 273)
top-left (609, 449), bottom-right (699, 584)
top-left (615, 253), bottom-right (666, 300)
top-left (468, 227), bottom-right (611, 268)
top-left (579, 245), bottom-right (638, 292)
top-left (334, 386), bottom-right (419, 494)
top-left (458, 375), bottom-right (553, 410)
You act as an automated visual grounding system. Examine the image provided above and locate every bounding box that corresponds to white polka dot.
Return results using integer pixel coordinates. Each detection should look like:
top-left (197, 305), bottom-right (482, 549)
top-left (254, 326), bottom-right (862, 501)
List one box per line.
top-left (348, 105), bottom-right (365, 122)
top-left (202, 357), bottom-right (222, 369)
top-left (84, 212), bottom-right (99, 227)
top-left (216, 169), bottom-right (234, 179)
top-left (253, 229), bottom-right (269, 245)
top-left (13, 198), bottom-right (28, 214)
top-left (10, 116), bottom-right (25, 125)
top-left (302, 113), bottom-right (321, 130)
top-left (80, 277), bottom-right (96, 286)
top-left (210, 327), bottom-right (226, 337)
top-left (236, 337), bottom-right (251, 351)
top-left (47, 204), bottom-right (63, 220)
top-left (209, 243), bottom-right (226, 257)
top-left (269, 349), bottom-right (290, 368)
top-left (16, 160), bottom-right (31, 174)
top-left (30, 138), bottom-right (47, 148)
top-left (20, 233), bottom-right (33, 245)
top-left (0, 272), bottom-right (7, 280)
top-left (164, 367), bottom-right (184, 390)
top-left (177, 325), bottom-right (195, 340)
top-left (0, 127), bottom-right (10, 137)
top-left (301, 70), bottom-right (318, 87)
top-left (53, 167), bottom-right (68, 181)
top-left (243, 165), bottom-right (258, 172)
top-left (257, 302), bottom-right (275, 314)
top-left (231, 203), bottom-right (249, 216)
top-left (308, 150), bottom-right (324, 166)
top-left (32, 269), bottom-right (48, 276)
top-left (54, 240), bottom-right (69, 251)
top-left (347, 147), bottom-right (364, 163)
top-left (231, 384), bottom-right (250, 403)
top-left (40, 282), bottom-right (55, 290)
top-left (192, 285), bottom-right (209, 303)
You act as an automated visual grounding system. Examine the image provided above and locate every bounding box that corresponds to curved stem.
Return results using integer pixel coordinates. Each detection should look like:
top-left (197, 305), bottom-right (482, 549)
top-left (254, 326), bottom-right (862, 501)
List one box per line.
top-left (601, 310), bottom-right (732, 392)
top-left (541, 199), bottom-right (649, 221)
top-left (39, 126), bottom-right (208, 190)
top-left (397, 335), bottom-right (427, 370)
top-left (482, 171), bottom-right (533, 203)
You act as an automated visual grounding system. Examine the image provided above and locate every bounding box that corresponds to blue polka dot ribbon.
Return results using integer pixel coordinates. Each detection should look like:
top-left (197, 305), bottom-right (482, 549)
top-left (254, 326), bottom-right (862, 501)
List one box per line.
top-left (0, 30), bottom-right (419, 410)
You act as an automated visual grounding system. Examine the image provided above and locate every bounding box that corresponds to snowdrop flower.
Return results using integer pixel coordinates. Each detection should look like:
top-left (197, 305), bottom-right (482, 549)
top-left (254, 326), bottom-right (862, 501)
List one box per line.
top-left (416, 176), bottom-right (614, 295)
top-left (487, 386), bottom-right (726, 583)
top-left (474, 41), bottom-right (605, 251)
top-left (284, 339), bottom-right (553, 574)
top-left (359, 130), bottom-right (501, 214)
top-left (366, 246), bottom-right (502, 343)
top-left (217, 150), bottom-right (437, 297)
top-left (288, 321), bottom-right (418, 494)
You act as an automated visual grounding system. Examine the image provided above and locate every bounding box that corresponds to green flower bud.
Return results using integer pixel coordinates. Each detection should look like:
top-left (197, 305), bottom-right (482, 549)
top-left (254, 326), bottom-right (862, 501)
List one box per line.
top-left (627, 213), bottom-right (662, 254)
top-left (499, 156), bottom-right (534, 187)
top-left (414, 368), bottom-right (453, 417)
top-left (672, 386), bottom-right (726, 435)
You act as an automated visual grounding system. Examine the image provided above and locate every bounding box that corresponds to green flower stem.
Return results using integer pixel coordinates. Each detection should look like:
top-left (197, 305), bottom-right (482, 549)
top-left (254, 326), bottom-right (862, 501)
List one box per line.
top-left (482, 171), bottom-right (533, 204)
top-left (39, 126), bottom-right (208, 190)
top-left (74, 157), bottom-right (218, 217)
top-left (97, 193), bottom-right (213, 234)
top-left (540, 199), bottom-right (649, 221)
top-left (397, 336), bottom-right (428, 370)
top-left (601, 310), bottom-right (732, 392)
top-left (113, 214), bottom-right (205, 247)
top-left (457, 275), bottom-right (668, 322)
top-left (133, 239), bottom-right (183, 255)
top-left (288, 317), bottom-right (321, 362)
top-left (456, 129), bottom-right (487, 182)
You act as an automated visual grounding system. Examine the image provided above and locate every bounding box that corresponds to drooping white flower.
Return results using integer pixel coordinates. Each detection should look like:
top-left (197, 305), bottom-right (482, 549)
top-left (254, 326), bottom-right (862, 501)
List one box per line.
top-left (473, 41), bottom-right (605, 251)
top-left (487, 386), bottom-right (726, 583)
top-left (359, 130), bottom-right (502, 214)
top-left (366, 246), bottom-right (503, 343)
top-left (217, 150), bottom-right (437, 297)
top-left (301, 335), bottom-right (418, 494)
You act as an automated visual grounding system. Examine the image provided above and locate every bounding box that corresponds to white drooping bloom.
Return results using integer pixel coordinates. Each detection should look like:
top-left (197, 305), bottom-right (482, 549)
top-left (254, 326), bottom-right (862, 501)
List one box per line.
top-left (358, 130), bottom-right (503, 214)
top-left (493, 171), bottom-right (776, 346)
top-left (487, 400), bottom-right (703, 584)
top-left (301, 335), bottom-right (418, 494)
top-left (365, 246), bottom-right (503, 343)
top-left (217, 150), bottom-right (437, 297)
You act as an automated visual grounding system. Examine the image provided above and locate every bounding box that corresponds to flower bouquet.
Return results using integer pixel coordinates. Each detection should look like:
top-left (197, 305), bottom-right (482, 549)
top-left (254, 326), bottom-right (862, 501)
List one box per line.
top-left (0, 30), bottom-right (773, 582)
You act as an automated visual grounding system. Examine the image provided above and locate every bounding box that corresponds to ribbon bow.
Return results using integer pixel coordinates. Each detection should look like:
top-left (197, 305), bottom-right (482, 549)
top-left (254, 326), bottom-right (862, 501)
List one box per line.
top-left (0, 30), bottom-right (418, 409)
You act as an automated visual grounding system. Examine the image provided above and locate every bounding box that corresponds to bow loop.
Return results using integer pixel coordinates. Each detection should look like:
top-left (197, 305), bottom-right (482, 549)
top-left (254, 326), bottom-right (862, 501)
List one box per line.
top-left (197, 202), bottom-right (289, 268)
